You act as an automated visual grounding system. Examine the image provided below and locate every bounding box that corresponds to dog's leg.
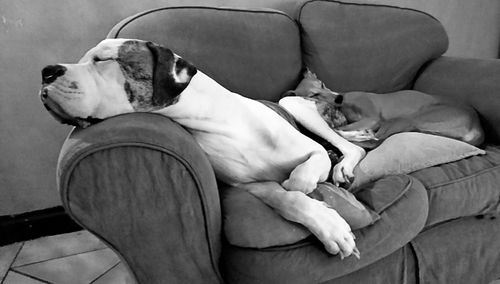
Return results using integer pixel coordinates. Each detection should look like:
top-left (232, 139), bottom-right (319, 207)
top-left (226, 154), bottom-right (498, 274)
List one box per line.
top-left (337, 118), bottom-right (379, 132)
top-left (335, 118), bottom-right (380, 142)
top-left (281, 149), bottom-right (331, 193)
top-left (279, 96), bottom-right (366, 184)
top-left (373, 117), bottom-right (415, 141)
top-left (240, 181), bottom-right (358, 258)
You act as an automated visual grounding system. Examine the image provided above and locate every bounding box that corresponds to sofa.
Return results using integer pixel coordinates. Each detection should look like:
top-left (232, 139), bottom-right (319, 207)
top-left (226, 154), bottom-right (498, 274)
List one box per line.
top-left (55, 1), bottom-right (500, 283)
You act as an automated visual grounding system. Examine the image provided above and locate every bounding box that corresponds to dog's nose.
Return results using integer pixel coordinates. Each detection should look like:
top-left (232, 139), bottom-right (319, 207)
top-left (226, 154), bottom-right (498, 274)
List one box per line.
top-left (42, 65), bottom-right (66, 84)
top-left (334, 94), bottom-right (344, 105)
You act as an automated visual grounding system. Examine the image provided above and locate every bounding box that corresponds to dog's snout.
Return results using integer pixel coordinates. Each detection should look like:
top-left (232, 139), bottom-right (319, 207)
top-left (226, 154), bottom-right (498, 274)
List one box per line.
top-left (42, 65), bottom-right (67, 84)
top-left (334, 94), bottom-right (344, 105)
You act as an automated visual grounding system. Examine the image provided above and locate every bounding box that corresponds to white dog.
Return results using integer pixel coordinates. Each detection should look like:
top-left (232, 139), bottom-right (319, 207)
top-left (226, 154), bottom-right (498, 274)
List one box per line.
top-left (40, 39), bottom-right (365, 258)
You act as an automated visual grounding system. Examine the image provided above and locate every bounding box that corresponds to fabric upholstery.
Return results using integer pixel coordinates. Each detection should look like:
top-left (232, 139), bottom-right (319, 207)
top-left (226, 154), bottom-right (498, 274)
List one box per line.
top-left (321, 245), bottom-right (417, 284)
top-left (414, 56), bottom-right (500, 143)
top-left (108, 6), bottom-right (302, 101)
top-left (58, 113), bottom-right (223, 284)
top-left (222, 175), bottom-right (428, 283)
top-left (411, 145), bottom-right (500, 227)
top-left (351, 132), bottom-right (486, 190)
top-left (411, 216), bottom-right (500, 283)
top-left (222, 181), bottom-right (380, 248)
top-left (298, 0), bottom-right (448, 93)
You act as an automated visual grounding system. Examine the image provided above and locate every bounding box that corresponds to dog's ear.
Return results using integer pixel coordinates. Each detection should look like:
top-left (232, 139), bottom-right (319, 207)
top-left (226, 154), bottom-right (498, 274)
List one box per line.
top-left (145, 41), bottom-right (197, 108)
top-left (302, 67), bottom-right (317, 79)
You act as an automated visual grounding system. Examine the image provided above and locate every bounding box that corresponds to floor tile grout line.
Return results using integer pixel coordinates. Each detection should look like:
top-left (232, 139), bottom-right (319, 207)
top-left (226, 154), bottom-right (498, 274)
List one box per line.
top-left (0, 242), bottom-right (25, 284)
top-left (11, 247), bottom-right (110, 269)
top-left (89, 261), bottom-right (121, 284)
top-left (7, 269), bottom-right (52, 284)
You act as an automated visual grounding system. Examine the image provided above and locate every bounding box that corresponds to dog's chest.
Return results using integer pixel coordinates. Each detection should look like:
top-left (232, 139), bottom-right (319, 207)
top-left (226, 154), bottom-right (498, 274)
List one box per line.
top-left (190, 121), bottom-right (290, 183)
top-left (160, 87), bottom-right (317, 185)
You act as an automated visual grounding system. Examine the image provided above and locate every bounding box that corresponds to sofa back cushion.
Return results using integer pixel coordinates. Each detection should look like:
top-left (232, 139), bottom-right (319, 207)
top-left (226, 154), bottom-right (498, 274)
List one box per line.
top-left (298, 0), bottom-right (448, 93)
top-left (108, 6), bottom-right (302, 101)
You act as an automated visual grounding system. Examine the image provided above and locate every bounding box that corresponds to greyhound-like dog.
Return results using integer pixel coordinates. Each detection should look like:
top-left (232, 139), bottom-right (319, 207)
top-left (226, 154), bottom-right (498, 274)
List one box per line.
top-left (280, 70), bottom-right (484, 182)
top-left (40, 39), bottom-right (361, 258)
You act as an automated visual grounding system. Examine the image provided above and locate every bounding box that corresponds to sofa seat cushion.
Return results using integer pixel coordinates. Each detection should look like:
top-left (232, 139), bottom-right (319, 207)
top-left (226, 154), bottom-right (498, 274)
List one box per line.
top-left (222, 181), bottom-right (380, 249)
top-left (222, 174), bottom-right (423, 250)
top-left (410, 145), bottom-right (500, 227)
top-left (298, 0), bottom-right (448, 93)
top-left (410, 216), bottom-right (500, 284)
top-left (222, 175), bottom-right (428, 283)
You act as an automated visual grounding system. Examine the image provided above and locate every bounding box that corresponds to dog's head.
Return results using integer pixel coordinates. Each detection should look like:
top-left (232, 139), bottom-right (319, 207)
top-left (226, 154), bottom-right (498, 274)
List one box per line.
top-left (284, 68), bottom-right (344, 105)
top-left (39, 38), bottom-right (197, 128)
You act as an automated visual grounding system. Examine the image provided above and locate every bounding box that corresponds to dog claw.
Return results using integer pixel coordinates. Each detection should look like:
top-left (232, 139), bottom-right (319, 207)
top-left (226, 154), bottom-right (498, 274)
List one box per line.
top-left (338, 246), bottom-right (360, 260)
top-left (352, 247), bottom-right (361, 259)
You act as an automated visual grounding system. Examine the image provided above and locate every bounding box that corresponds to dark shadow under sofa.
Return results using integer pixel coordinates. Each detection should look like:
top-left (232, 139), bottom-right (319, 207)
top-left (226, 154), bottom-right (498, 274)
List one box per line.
top-left (55, 1), bottom-right (500, 283)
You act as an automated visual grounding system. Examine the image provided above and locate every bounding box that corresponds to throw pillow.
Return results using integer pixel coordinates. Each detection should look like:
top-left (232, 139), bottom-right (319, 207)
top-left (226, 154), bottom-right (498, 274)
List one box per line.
top-left (349, 132), bottom-right (486, 191)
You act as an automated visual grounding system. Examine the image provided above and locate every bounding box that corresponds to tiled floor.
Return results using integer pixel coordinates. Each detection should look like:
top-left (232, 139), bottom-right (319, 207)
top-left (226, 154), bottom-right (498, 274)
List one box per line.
top-left (2, 231), bottom-right (500, 284)
top-left (0, 231), bottom-right (136, 284)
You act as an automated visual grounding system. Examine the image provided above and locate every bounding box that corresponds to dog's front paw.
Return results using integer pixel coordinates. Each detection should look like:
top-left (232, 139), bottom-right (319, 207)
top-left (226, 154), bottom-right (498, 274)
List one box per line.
top-left (332, 145), bottom-right (366, 185)
top-left (307, 202), bottom-right (360, 258)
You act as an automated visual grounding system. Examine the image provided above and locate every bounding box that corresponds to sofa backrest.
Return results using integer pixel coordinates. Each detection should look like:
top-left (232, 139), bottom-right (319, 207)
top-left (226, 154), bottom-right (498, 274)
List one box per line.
top-left (108, 6), bottom-right (302, 101)
top-left (298, 0), bottom-right (449, 93)
top-left (108, 0), bottom-right (449, 100)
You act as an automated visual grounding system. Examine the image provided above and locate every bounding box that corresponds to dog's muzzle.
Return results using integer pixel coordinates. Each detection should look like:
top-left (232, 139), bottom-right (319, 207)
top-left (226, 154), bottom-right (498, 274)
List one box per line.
top-left (39, 64), bottom-right (78, 126)
top-left (40, 87), bottom-right (103, 128)
top-left (40, 88), bottom-right (79, 126)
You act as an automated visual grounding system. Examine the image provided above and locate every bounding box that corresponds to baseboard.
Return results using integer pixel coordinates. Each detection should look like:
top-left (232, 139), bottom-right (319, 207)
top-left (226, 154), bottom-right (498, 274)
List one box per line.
top-left (0, 206), bottom-right (82, 246)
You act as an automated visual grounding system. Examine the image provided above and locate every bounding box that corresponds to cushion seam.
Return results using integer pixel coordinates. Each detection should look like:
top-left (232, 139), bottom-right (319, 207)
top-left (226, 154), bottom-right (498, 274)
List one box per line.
top-left (111, 6), bottom-right (298, 39)
top-left (409, 241), bottom-right (425, 283)
top-left (414, 163), bottom-right (500, 190)
top-left (376, 175), bottom-right (413, 213)
top-left (298, 0), bottom-right (441, 24)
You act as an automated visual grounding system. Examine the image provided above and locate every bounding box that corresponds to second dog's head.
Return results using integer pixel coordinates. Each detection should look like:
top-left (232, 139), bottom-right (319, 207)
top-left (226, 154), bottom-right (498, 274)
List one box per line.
top-left (285, 68), bottom-right (344, 106)
top-left (39, 38), bottom-right (197, 127)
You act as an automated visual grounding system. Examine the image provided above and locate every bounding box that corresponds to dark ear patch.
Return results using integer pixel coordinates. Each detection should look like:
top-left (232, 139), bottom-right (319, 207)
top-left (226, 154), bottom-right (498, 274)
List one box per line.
top-left (175, 57), bottom-right (198, 82)
top-left (145, 41), bottom-right (197, 108)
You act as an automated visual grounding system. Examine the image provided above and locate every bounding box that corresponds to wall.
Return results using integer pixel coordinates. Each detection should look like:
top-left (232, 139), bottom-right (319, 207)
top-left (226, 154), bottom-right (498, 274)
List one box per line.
top-left (0, 0), bottom-right (177, 215)
top-left (1, 0), bottom-right (499, 215)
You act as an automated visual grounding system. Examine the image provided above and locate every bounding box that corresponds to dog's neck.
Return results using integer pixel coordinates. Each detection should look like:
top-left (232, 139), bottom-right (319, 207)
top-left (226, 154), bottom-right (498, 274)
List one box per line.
top-left (155, 71), bottom-right (244, 133)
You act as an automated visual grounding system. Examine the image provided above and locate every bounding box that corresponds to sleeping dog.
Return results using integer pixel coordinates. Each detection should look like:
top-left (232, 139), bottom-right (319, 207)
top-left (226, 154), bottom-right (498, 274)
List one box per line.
top-left (279, 69), bottom-right (484, 182)
top-left (39, 39), bottom-right (361, 258)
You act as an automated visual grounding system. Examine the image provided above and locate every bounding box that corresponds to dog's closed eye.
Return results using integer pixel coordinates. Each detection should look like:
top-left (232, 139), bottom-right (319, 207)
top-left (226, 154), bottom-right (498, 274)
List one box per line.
top-left (93, 56), bottom-right (113, 63)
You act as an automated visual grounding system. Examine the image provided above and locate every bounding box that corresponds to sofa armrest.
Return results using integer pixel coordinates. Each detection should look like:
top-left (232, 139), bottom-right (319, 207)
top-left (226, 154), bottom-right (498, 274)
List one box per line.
top-left (57, 113), bottom-right (223, 284)
top-left (414, 56), bottom-right (500, 143)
